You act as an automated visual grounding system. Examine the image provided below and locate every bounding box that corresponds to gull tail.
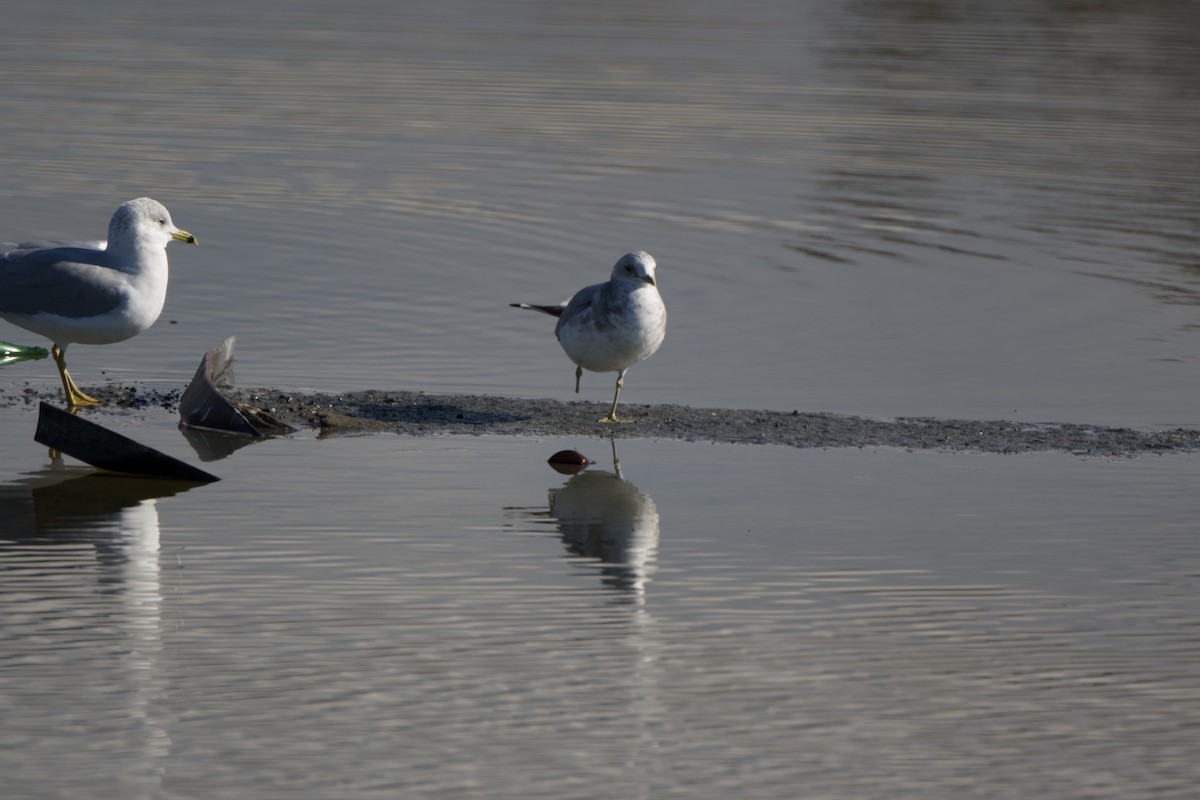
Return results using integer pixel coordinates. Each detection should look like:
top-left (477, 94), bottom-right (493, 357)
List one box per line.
top-left (510, 302), bottom-right (566, 319)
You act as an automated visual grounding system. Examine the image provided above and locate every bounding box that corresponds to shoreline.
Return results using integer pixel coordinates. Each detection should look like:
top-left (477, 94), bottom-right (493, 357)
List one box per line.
top-left (4, 383), bottom-right (1198, 456)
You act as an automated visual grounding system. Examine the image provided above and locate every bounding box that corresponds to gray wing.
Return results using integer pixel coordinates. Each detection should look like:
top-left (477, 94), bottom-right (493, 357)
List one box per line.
top-left (0, 245), bottom-right (125, 318)
top-left (554, 282), bottom-right (605, 339)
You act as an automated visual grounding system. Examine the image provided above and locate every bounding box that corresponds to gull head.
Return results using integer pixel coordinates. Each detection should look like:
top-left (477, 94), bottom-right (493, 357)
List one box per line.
top-left (107, 197), bottom-right (198, 251)
top-left (611, 250), bottom-right (658, 288)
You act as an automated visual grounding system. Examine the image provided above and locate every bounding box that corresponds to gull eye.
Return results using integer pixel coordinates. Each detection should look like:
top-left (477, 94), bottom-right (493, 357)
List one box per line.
top-left (157, 218), bottom-right (166, 226)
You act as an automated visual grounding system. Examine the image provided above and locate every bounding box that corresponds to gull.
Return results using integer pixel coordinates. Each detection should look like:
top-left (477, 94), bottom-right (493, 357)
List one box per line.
top-left (0, 198), bottom-right (197, 408)
top-left (512, 251), bottom-right (666, 423)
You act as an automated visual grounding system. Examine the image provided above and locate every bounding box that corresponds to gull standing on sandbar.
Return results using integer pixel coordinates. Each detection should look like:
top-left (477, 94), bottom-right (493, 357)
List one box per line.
top-left (511, 251), bottom-right (666, 423)
top-left (0, 198), bottom-right (198, 408)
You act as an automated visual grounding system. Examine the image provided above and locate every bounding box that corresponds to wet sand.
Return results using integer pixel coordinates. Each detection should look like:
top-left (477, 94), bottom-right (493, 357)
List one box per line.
top-left (4, 383), bottom-right (1198, 456)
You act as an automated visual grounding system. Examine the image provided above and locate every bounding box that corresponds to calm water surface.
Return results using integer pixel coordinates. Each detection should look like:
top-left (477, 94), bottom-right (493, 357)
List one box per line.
top-left (1, 1), bottom-right (1199, 797)
top-left (0, 0), bottom-right (1197, 425)
top-left (1, 411), bottom-right (1198, 798)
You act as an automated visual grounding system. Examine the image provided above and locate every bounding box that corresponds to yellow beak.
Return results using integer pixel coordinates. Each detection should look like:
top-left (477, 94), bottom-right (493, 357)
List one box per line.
top-left (172, 228), bottom-right (199, 245)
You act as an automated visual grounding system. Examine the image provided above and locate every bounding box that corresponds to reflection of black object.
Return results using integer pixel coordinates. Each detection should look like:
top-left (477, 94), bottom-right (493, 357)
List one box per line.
top-left (32, 474), bottom-right (194, 529)
top-left (178, 337), bottom-right (295, 448)
top-left (549, 467), bottom-right (660, 594)
top-left (0, 467), bottom-right (172, 771)
top-left (0, 470), bottom-right (194, 539)
top-left (34, 402), bottom-right (219, 483)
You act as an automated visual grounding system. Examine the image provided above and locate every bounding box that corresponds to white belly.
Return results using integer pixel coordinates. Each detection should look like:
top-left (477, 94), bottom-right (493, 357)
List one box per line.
top-left (558, 289), bottom-right (666, 373)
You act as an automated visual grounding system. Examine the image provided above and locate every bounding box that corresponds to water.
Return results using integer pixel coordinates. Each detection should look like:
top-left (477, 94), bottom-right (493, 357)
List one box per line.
top-left (2, 415), bottom-right (1198, 798)
top-left (1, 1), bottom-right (1199, 797)
top-left (1, 0), bottom-right (1197, 425)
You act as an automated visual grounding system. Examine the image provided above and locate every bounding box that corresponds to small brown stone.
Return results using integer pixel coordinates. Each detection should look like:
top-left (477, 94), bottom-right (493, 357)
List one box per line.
top-left (547, 449), bottom-right (589, 474)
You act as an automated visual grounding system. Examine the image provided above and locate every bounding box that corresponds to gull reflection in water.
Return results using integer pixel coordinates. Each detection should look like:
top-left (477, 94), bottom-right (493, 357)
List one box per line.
top-left (514, 441), bottom-right (661, 603)
top-left (509, 442), bottom-right (666, 771)
top-left (0, 469), bottom-right (198, 797)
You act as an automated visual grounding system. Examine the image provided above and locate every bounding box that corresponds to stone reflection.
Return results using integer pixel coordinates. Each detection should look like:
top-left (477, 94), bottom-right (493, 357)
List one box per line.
top-left (179, 425), bottom-right (265, 462)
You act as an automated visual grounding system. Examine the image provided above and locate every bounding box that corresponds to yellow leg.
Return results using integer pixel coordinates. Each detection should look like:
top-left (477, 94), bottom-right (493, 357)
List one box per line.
top-left (51, 344), bottom-right (100, 408)
top-left (609, 437), bottom-right (622, 478)
top-left (599, 370), bottom-right (632, 424)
